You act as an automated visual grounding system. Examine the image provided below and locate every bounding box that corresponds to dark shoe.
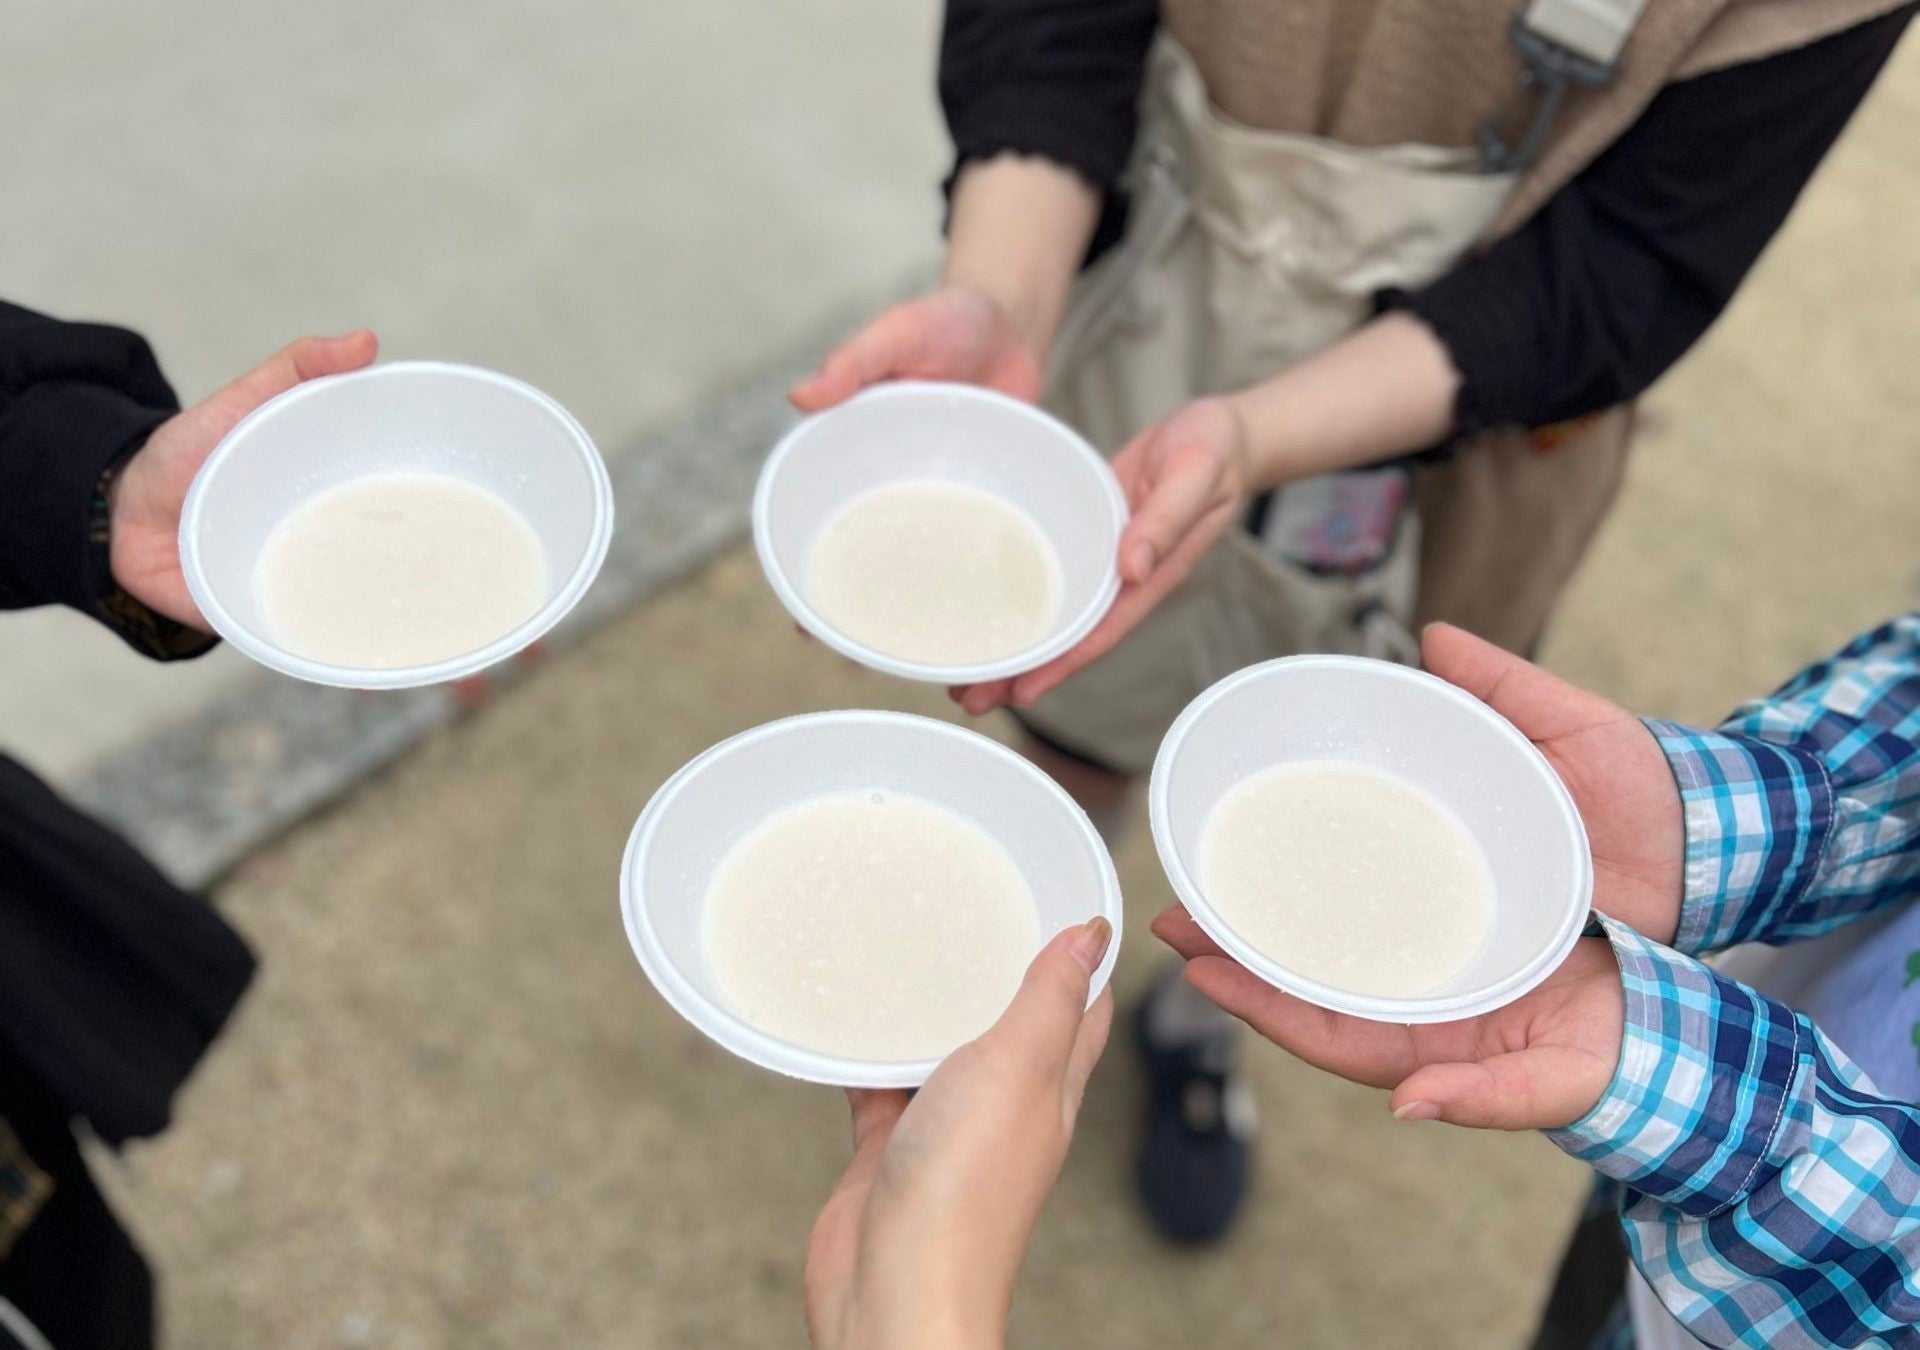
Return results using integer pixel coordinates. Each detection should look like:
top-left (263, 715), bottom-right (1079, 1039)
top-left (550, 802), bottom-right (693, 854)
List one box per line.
top-left (1133, 969), bottom-right (1255, 1243)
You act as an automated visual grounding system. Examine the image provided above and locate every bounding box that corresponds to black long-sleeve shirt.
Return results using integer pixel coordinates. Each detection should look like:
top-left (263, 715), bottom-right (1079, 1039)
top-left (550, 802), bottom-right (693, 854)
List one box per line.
top-left (939, 3), bottom-right (1915, 433)
top-left (0, 300), bottom-right (209, 657)
top-left (1, 304), bottom-right (253, 1346)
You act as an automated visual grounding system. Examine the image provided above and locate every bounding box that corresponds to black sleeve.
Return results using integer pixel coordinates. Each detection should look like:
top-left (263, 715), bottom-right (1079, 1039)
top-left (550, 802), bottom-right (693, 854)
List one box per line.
top-left (939, 0), bottom-right (1160, 259)
top-left (1395, 5), bottom-right (1916, 435)
top-left (0, 300), bottom-right (210, 658)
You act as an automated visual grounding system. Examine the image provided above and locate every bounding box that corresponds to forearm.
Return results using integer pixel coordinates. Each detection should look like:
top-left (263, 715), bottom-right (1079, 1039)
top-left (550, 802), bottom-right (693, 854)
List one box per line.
top-left (1654, 612), bottom-right (1920, 955)
top-left (1224, 311), bottom-right (1459, 491)
top-left (843, 1289), bottom-right (998, 1350)
top-left (1394, 7), bottom-right (1913, 435)
top-left (935, 0), bottom-right (1153, 363)
top-left (942, 155), bottom-right (1102, 365)
top-left (1549, 920), bottom-right (1920, 1347)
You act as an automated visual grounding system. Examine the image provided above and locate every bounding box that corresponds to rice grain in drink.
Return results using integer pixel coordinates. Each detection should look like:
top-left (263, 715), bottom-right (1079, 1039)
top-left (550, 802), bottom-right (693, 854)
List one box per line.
top-left (704, 790), bottom-right (1040, 1061)
top-left (257, 473), bottom-right (547, 669)
top-left (1200, 761), bottom-right (1494, 998)
top-left (807, 481), bottom-right (1062, 666)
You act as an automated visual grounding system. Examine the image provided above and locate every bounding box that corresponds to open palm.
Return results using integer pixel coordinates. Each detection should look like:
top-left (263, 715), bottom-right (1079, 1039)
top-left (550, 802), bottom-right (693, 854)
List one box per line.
top-left (953, 397), bottom-right (1252, 717)
top-left (109, 331), bottom-right (378, 628)
top-left (1152, 623), bottom-right (1689, 1129)
top-left (789, 286), bottom-right (1043, 413)
top-left (1154, 907), bottom-right (1623, 1128)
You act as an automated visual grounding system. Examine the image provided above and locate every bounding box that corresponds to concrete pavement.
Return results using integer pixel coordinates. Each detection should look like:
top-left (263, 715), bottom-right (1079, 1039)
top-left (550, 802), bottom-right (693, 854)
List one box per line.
top-left (0, 0), bottom-right (944, 781)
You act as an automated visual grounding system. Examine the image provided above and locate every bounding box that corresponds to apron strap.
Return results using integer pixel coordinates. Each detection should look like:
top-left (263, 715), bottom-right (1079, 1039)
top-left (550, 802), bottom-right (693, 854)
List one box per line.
top-left (1481, 0), bottom-right (1651, 171)
top-left (1521, 0), bottom-right (1650, 67)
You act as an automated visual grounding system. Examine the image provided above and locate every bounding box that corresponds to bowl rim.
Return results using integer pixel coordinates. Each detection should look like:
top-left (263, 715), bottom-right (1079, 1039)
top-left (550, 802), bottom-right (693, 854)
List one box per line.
top-left (619, 708), bottom-right (1126, 1087)
top-left (751, 380), bottom-right (1129, 684)
top-left (1147, 654), bottom-right (1593, 1024)
top-left (178, 359), bottom-right (615, 690)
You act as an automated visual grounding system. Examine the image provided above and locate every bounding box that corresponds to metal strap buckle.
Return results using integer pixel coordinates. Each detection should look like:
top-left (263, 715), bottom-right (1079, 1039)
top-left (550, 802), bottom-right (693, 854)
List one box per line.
top-left (1479, 11), bottom-right (1621, 173)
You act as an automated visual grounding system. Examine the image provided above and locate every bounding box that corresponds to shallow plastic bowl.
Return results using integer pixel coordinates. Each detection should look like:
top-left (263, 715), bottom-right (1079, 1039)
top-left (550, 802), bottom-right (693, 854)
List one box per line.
top-left (1149, 656), bottom-right (1592, 1024)
top-left (620, 710), bottom-right (1125, 1087)
top-left (180, 361), bottom-right (613, 689)
top-left (753, 381), bottom-right (1128, 684)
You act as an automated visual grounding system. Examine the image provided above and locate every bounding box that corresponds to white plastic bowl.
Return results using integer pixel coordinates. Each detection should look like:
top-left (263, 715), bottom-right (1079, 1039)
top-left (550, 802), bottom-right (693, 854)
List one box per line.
top-left (753, 381), bottom-right (1128, 684)
top-left (179, 361), bottom-right (613, 689)
top-left (1149, 656), bottom-right (1591, 1024)
top-left (620, 710), bottom-right (1125, 1086)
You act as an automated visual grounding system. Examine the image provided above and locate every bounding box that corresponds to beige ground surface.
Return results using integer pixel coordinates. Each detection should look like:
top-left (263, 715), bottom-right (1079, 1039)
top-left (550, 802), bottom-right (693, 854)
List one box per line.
top-left (105, 32), bottom-right (1919, 1350)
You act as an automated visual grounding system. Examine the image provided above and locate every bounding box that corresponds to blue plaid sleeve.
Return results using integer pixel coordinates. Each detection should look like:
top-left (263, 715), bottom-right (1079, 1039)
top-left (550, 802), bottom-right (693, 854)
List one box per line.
top-left (1548, 918), bottom-right (1920, 1348)
top-left (1650, 612), bottom-right (1920, 956)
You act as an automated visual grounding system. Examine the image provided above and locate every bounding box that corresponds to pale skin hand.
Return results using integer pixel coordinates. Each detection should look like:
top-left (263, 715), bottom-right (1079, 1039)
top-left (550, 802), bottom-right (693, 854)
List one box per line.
top-left (954, 312), bottom-right (1463, 713)
top-left (790, 286), bottom-right (1046, 410)
top-left (1155, 908), bottom-right (1625, 1128)
top-left (789, 156), bottom-right (1099, 413)
top-left (1150, 623), bottom-right (1689, 1128)
top-left (805, 918), bottom-right (1114, 1350)
top-left (954, 396), bottom-right (1253, 716)
top-left (787, 155), bottom-right (1469, 716)
top-left (108, 331), bottom-right (380, 628)
top-left (1418, 623), bottom-right (1685, 945)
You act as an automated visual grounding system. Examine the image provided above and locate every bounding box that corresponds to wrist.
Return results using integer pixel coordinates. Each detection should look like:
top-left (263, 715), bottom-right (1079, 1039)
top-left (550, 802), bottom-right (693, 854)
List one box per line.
top-left (98, 432), bottom-right (150, 591)
top-left (1642, 718), bottom-right (1833, 954)
top-left (1547, 919), bottom-right (1800, 1217)
top-left (840, 1217), bottom-right (1012, 1350)
top-left (1226, 313), bottom-right (1461, 491)
top-left (942, 155), bottom-right (1100, 367)
top-left (1222, 383), bottom-right (1298, 495)
top-left (842, 1290), bottom-right (1000, 1350)
top-left (937, 274), bottom-right (1055, 376)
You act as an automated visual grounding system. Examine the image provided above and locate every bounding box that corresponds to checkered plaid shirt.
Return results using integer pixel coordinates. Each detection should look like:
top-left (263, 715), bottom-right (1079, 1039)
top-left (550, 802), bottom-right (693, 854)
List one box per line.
top-left (1546, 612), bottom-right (1920, 1347)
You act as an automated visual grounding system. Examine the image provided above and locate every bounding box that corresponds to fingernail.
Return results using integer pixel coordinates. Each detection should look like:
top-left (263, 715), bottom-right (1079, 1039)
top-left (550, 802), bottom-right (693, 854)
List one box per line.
top-left (1069, 916), bottom-right (1113, 973)
top-left (1392, 1100), bottom-right (1440, 1122)
top-left (1127, 541), bottom-right (1155, 580)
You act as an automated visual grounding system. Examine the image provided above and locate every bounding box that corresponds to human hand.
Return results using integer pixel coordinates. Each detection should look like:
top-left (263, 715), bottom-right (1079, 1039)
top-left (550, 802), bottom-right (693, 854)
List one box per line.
top-left (108, 331), bottom-right (379, 628)
top-left (805, 918), bottom-right (1114, 1350)
top-left (952, 396), bottom-right (1252, 716)
top-left (1420, 623), bottom-right (1683, 944)
top-left (789, 287), bottom-right (1044, 414)
top-left (1153, 908), bottom-right (1623, 1129)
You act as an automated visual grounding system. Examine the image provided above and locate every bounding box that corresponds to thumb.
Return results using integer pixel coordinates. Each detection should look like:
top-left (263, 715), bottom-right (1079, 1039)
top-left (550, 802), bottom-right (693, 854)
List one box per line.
top-left (1115, 425), bottom-right (1229, 585)
top-left (1420, 623), bottom-right (1617, 743)
top-left (1388, 1048), bottom-right (1608, 1132)
top-left (977, 917), bottom-right (1112, 1081)
top-left (223, 330), bottom-right (378, 410)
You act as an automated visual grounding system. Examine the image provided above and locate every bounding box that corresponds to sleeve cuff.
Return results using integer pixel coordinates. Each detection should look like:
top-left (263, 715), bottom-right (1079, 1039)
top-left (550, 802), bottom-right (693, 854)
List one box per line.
top-left (942, 82), bottom-right (1143, 268)
top-left (1546, 917), bottom-right (1802, 1218)
top-left (1644, 718), bottom-right (1834, 954)
top-left (0, 381), bottom-right (215, 661)
top-left (1380, 245), bottom-right (1543, 437)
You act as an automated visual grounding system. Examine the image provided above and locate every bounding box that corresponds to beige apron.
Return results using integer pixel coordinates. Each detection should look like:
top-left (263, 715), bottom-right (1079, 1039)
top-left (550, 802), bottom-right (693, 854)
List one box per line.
top-left (1024, 37), bottom-right (1625, 774)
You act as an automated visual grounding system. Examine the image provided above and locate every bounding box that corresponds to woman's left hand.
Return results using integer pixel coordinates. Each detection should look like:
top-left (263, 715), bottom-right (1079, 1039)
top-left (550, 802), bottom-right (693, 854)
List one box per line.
top-left (951, 397), bottom-right (1252, 716)
top-left (1154, 907), bottom-right (1623, 1129)
top-left (108, 331), bottom-right (378, 628)
top-left (805, 918), bottom-right (1114, 1350)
